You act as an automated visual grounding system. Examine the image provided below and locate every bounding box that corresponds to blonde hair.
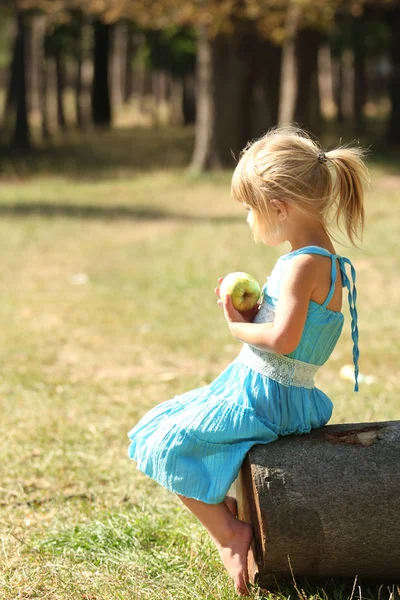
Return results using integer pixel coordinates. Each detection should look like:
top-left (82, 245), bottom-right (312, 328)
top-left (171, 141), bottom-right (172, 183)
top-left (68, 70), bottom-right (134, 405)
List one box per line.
top-left (231, 125), bottom-right (370, 245)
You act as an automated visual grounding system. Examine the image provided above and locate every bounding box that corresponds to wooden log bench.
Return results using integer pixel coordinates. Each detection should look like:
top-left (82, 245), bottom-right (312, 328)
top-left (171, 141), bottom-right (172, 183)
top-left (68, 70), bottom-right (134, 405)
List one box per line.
top-left (236, 421), bottom-right (400, 590)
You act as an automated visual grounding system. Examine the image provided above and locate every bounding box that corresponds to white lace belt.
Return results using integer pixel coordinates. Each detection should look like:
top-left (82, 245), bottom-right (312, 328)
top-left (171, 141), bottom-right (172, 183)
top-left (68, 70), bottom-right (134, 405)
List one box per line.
top-left (238, 344), bottom-right (319, 389)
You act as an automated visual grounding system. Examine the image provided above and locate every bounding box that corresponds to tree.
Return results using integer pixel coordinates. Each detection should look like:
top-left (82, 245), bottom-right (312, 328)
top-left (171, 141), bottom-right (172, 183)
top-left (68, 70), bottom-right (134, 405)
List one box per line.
top-left (10, 10), bottom-right (31, 152)
top-left (385, 2), bottom-right (400, 145)
top-left (145, 26), bottom-right (197, 125)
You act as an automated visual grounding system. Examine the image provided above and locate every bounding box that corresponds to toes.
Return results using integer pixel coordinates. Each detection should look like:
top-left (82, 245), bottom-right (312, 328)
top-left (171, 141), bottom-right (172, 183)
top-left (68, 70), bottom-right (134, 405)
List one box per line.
top-left (235, 578), bottom-right (250, 596)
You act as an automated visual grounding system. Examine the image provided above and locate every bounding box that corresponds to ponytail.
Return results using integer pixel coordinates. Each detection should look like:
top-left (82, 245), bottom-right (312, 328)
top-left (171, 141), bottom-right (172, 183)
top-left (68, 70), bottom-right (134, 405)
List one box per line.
top-left (326, 147), bottom-right (370, 245)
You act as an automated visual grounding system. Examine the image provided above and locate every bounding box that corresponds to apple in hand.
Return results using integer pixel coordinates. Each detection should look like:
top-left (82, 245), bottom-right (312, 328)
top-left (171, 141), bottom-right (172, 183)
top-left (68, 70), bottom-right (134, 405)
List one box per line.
top-left (219, 272), bottom-right (261, 312)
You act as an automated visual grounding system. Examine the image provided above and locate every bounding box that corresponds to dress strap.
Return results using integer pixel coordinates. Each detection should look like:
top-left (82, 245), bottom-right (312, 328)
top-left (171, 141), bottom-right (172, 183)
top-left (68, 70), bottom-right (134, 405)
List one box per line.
top-left (283, 246), bottom-right (360, 391)
top-left (338, 256), bottom-right (360, 392)
top-left (321, 255), bottom-right (337, 309)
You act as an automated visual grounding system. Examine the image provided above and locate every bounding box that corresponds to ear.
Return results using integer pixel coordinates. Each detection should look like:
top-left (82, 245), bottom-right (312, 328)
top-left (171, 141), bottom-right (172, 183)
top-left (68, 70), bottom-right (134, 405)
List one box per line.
top-left (269, 199), bottom-right (287, 221)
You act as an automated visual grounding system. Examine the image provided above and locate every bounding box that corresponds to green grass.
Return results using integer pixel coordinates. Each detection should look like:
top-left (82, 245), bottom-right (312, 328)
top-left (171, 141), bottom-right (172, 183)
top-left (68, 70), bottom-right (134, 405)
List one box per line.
top-left (0, 125), bottom-right (400, 599)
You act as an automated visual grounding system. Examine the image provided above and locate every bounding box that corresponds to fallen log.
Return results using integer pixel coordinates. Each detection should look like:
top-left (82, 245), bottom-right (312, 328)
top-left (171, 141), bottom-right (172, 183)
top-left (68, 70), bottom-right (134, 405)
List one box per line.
top-left (236, 421), bottom-right (400, 590)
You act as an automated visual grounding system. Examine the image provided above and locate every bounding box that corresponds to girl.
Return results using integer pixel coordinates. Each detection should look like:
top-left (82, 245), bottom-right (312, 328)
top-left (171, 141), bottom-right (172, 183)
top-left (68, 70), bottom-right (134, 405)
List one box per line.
top-left (128, 126), bottom-right (369, 596)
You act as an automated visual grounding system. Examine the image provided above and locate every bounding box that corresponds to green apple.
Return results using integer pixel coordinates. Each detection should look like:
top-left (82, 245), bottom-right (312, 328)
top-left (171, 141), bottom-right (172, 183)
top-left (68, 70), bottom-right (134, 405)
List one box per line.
top-left (220, 272), bottom-right (261, 312)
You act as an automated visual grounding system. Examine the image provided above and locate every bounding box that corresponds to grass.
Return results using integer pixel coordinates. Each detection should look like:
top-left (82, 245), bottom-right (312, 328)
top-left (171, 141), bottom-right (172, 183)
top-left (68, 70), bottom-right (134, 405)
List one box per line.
top-left (0, 124), bottom-right (399, 599)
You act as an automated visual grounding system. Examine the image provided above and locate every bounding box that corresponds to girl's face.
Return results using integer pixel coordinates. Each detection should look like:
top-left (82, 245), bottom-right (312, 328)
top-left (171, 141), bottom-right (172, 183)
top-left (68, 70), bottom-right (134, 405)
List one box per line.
top-left (244, 205), bottom-right (283, 246)
top-left (245, 205), bottom-right (254, 229)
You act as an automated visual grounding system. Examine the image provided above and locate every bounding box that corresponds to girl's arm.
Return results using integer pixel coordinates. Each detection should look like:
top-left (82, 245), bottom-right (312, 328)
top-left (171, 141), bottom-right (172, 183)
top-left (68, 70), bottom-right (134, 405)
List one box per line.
top-left (218, 256), bottom-right (317, 355)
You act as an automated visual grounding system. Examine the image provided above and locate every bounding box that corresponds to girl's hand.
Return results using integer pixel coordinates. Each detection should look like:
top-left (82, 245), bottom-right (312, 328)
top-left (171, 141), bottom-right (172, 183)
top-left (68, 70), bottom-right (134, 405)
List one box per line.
top-left (215, 277), bottom-right (260, 324)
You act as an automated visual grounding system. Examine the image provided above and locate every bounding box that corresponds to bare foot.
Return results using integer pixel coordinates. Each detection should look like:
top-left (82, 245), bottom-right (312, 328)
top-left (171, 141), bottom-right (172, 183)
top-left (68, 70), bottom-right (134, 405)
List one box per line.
top-left (224, 495), bottom-right (238, 518)
top-left (215, 518), bottom-right (253, 596)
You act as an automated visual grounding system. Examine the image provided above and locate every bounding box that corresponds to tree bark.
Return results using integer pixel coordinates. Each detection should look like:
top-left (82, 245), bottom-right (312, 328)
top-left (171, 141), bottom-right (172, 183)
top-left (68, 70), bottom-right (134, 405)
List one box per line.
top-left (91, 19), bottom-right (112, 127)
top-left (40, 53), bottom-right (50, 139)
top-left (189, 26), bottom-right (256, 172)
top-left (318, 44), bottom-right (335, 120)
top-left (237, 421), bottom-right (400, 590)
top-left (332, 52), bottom-right (344, 123)
top-left (110, 21), bottom-right (126, 111)
top-left (169, 76), bottom-right (184, 126)
top-left (75, 19), bottom-right (84, 130)
top-left (352, 15), bottom-right (367, 135)
top-left (123, 27), bottom-right (134, 103)
top-left (341, 49), bottom-right (355, 122)
top-left (27, 14), bottom-right (46, 115)
top-left (253, 39), bottom-right (282, 134)
top-left (2, 19), bottom-right (19, 137)
top-left (182, 73), bottom-right (196, 125)
top-left (189, 30), bottom-right (214, 170)
top-left (55, 46), bottom-right (67, 130)
top-left (386, 6), bottom-right (400, 145)
top-left (279, 4), bottom-right (299, 126)
top-left (10, 12), bottom-right (31, 152)
top-left (293, 28), bottom-right (323, 135)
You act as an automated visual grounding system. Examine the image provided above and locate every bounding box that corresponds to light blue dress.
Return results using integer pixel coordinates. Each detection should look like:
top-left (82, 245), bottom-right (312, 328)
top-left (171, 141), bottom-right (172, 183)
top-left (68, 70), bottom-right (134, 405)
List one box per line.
top-left (128, 246), bottom-right (359, 504)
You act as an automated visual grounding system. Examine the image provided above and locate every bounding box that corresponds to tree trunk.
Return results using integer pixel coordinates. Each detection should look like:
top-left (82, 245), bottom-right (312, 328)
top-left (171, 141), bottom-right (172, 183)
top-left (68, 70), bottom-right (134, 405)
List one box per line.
top-left (10, 12), bottom-right (31, 152)
top-left (2, 19), bottom-right (18, 139)
top-left (352, 16), bottom-right (367, 135)
top-left (341, 49), bottom-right (354, 122)
top-left (27, 14), bottom-right (46, 116)
top-left (123, 27), bottom-right (134, 103)
top-left (182, 73), bottom-right (196, 125)
top-left (386, 6), bottom-right (400, 145)
top-left (190, 31), bottom-right (214, 170)
top-left (332, 52), bottom-right (344, 123)
top-left (110, 21), bottom-right (126, 111)
top-left (55, 46), bottom-right (67, 130)
top-left (279, 4), bottom-right (299, 126)
top-left (40, 53), bottom-right (50, 139)
top-left (169, 76), bottom-right (184, 126)
top-left (293, 28), bottom-right (323, 134)
top-left (75, 19), bottom-right (84, 129)
top-left (254, 39), bottom-right (282, 133)
top-left (91, 19), bottom-right (112, 127)
top-left (189, 26), bottom-right (255, 172)
top-left (237, 421), bottom-right (400, 590)
top-left (318, 44), bottom-right (335, 120)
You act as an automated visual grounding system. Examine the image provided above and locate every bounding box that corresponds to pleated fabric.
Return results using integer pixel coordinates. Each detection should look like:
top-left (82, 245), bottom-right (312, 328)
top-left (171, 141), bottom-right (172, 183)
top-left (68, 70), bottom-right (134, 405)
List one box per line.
top-left (128, 246), bottom-right (357, 504)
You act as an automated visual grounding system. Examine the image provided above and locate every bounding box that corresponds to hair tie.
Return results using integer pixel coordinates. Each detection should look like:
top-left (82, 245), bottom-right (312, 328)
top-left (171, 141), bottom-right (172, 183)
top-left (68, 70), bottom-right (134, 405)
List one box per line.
top-left (318, 151), bottom-right (327, 164)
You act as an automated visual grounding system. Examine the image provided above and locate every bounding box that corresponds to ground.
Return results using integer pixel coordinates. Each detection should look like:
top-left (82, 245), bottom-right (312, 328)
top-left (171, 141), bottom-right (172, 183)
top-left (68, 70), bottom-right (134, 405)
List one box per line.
top-left (0, 126), bottom-right (399, 599)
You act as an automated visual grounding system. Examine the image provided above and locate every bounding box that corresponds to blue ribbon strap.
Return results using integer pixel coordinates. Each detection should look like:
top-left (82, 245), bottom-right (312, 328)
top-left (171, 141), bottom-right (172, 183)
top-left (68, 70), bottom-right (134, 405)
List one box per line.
top-left (339, 257), bottom-right (360, 392)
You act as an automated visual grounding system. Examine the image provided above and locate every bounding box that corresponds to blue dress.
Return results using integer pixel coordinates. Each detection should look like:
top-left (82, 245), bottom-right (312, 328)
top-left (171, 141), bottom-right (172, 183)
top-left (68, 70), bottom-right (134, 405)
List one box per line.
top-left (128, 246), bottom-right (359, 504)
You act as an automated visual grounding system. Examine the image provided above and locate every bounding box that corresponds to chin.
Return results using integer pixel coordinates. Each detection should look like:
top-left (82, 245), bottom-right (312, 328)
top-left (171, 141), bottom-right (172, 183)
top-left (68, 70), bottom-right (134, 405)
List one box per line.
top-left (261, 237), bottom-right (282, 247)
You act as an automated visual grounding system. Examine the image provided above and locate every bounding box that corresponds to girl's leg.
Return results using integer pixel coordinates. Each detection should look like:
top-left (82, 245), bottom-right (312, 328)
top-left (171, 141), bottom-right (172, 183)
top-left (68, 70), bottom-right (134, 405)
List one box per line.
top-left (224, 495), bottom-right (238, 517)
top-left (178, 495), bottom-right (252, 596)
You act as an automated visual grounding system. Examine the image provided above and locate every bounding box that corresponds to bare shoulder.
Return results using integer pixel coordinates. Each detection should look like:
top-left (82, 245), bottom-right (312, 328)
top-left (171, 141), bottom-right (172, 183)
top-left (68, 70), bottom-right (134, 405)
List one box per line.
top-left (281, 253), bottom-right (336, 297)
top-left (282, 254), bottom-right (320, 283)
top-left (281, 251), bottom-right (342, 310)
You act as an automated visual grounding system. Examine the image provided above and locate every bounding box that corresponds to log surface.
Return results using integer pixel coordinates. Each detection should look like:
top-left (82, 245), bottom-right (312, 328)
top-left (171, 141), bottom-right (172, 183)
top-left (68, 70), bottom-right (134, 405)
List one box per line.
top-left (237, 421), bottom-right (400, 589)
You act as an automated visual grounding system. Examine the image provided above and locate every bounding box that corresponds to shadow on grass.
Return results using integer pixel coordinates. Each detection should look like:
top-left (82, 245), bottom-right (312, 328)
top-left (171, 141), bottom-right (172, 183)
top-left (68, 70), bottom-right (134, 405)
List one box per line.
top-left (0, 126), bottom-right (195, 180)
top-left (1, 121), bottom-right (400, 182)
top-left (0, 202), bottom-right (242, 223)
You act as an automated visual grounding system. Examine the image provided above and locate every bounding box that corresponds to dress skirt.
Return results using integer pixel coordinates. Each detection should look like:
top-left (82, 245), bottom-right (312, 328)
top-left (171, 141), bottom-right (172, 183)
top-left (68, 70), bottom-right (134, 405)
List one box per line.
top-left (128, 359), bottom-right (333, 504)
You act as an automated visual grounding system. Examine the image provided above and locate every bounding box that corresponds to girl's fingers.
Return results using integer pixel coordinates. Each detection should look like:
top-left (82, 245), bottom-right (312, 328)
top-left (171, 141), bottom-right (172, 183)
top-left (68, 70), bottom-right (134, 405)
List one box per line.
top-left (223, 294), bottom-right (235, 315)
top-left (218, 277), bottom-right (223, 285)
top-left (214, 286), bottom-right (220, 297)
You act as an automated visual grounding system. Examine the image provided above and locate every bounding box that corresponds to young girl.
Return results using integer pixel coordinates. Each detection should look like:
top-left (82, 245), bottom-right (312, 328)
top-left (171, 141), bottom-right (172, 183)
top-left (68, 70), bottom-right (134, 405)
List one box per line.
top-left (128, 126), bottom-right (369, 596)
